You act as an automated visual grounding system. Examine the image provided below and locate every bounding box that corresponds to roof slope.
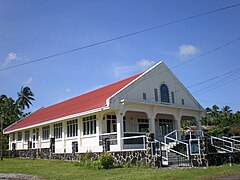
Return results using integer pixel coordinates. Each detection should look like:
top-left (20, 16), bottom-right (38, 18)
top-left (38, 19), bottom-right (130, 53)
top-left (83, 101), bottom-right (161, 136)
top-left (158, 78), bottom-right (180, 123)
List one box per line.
top-left (4, 73), bottom-right (142, 133)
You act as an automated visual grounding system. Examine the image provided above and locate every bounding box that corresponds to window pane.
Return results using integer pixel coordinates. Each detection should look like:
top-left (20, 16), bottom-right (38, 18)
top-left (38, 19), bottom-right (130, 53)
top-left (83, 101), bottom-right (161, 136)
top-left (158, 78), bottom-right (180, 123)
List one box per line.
top-left (83, 115), bottom-right (96, 135)
top-left (143, 93), bottom-right (146, 100)
top-left (171, 92), bottom-right (175, 103)
top-left (154, 89), bottom-right (158, 101)
top-left (160, 84), bottom-right (169, 103)
top-left (67, 120), bottom-right (78, 137)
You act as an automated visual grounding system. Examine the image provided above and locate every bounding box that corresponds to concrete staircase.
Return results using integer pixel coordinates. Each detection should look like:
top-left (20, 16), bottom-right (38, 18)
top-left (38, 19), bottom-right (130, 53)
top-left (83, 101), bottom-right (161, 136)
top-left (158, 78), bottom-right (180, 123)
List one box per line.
top-left (160, 141), bottom-right (190, 167)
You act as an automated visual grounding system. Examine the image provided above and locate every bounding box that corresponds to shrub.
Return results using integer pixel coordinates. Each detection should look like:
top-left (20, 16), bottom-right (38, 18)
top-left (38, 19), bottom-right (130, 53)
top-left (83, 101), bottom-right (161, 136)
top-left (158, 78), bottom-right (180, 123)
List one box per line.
top-left (98, 154), bottom-right (114, 169)
top-left (80, 150), bottom-right (94, 162)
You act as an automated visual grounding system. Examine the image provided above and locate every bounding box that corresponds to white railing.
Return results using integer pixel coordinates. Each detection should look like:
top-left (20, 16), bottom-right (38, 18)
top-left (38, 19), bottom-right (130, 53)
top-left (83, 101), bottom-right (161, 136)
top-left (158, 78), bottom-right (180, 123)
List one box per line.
top-left (160, 141), bottom-right (169, 162)
top-left (223, 136), bottom-right (240, 151)
top-left (150, 139), bottom-right (161, 157)
top-left (164, 130), bottom-right (189, 159)
top-left (189, 139), bottom-right (200, 155)
top-left (164, 130), bottom-right (204, 144)
top-left (124, 132), bottom-right (146, 135)
top-left (121, 135), bottom-right (146, 150)
top-left (210, 136), bottom-right (233, 152)
top-left (223, 136), bottom-right (240, 143)
top-left (99, 132), bottom-right (118, 136)
top-left (164, 130), bottom-right (177, 144)
top-left (99, 132), bottom-right (117, 146)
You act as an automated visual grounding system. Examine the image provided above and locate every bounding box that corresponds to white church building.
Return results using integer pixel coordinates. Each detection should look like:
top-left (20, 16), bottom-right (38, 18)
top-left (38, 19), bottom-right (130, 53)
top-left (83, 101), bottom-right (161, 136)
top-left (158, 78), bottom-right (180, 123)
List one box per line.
top-left (4, 61), bottom-right (204, 154)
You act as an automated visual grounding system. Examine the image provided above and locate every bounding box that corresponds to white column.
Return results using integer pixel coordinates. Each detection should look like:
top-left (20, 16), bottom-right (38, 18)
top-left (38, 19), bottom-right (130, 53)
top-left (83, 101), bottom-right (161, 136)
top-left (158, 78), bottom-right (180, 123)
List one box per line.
top-left (49, 124), bottom-right (53, 139)
top-left (9, 135), bottom-right (11, 150)
top-left (38, 127), bottom-right (42, 149)
top-left (21, 133), bottom-right (24, 149)
top-left (116, 110), bottom-right (124, 151)
top-left (29, 130), bottom-right (32, 142)
top-left (149, 113), bottom-right (156, 134)
top-left (96, 113), bottom-right (102, 151)
top-left (148, 107), bottom-right (157, 135)
top-left (175, 113), bottom-right (181, 131)
top-left (97, 112), bottom-right (103, 134)
top-left (195, 113), bottom-right (202, 130)
top-left (62, 122), bottom-right (66, 153)
top-left (78, 119), bottom-right (81, 150)
top-left (96, 114), bottom-right (100, 135)
top-left (175, 113), bottom-right (181, 140)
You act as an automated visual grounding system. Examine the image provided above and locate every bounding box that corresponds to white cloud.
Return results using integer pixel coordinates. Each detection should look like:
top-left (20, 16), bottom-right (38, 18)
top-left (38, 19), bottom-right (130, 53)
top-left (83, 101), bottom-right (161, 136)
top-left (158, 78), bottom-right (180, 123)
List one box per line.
top-left (1, 52), bottom-right (19, 67)
top-left (113, 59), bottom-right (155, 77)
top-left (136, 59), bottom-right (155, 70)
top-left (23, 77), bottom-right (33, 85)
top-left (178, 44), bottom-right (199, 58)
top-left (65, 88), bottom-right (71, 92)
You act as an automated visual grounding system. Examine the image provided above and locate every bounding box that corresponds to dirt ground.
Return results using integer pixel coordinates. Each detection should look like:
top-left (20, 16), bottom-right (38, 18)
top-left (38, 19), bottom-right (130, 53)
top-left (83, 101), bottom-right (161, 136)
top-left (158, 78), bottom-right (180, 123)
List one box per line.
top-left (1, 173), bottom-right (240, 180)
top-left (0, 173), bottom-right (43, 180)
top-left (210, 174), bottom-right (240, 180)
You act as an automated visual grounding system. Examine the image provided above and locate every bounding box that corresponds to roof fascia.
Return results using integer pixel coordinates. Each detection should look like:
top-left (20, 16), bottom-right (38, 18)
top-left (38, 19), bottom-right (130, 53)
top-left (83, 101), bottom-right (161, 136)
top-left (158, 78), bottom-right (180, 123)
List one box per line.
top-left (4, 106), bottom-right (109, 134)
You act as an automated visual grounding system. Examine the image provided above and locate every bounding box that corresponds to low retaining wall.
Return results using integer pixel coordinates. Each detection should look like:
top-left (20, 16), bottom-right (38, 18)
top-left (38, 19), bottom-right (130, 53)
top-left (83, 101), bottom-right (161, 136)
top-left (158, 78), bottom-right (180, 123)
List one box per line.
top-left (9, 148), bottom-right (51, 159)
top-left (190, 152), bottom-right (240, 167)
top-left (8, 149), bottom-right (160, 166)
top-left (8, 149), bottom-right (240, 167)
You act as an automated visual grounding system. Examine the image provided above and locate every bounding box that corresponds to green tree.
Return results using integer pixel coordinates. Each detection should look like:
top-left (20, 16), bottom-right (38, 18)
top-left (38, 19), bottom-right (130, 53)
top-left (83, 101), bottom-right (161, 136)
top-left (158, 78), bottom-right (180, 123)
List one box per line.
top-left (201, 105), bottom-right (240, 137)
top-left (17, 86), bottom-right (35, 110)
top-left (0, 95), bottom-right (21, 129)
top-left (0, 86), bottom-right (35, 160)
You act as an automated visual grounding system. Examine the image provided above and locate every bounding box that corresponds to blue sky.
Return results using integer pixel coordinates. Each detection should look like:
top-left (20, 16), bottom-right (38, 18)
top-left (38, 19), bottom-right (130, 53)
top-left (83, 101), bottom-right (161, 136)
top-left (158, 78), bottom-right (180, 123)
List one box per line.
top-left (0, 0), bottom-right (240, 113)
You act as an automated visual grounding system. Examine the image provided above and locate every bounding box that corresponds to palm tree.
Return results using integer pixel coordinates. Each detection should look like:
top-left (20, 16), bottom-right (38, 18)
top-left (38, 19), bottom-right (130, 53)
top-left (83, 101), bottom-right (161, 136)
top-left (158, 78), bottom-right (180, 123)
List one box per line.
top-left (17, 86), bottom-right (35, 110)
top-left (221, 106), bottom-right (232, 117)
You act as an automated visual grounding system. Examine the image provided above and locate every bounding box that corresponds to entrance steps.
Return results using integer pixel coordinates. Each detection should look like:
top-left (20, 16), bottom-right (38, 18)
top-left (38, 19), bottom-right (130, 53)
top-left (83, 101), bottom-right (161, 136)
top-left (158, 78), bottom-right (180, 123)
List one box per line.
top-left (161, 142), bottom-right (190, 167)
top-left (156, 130), bottom-right (240, 167)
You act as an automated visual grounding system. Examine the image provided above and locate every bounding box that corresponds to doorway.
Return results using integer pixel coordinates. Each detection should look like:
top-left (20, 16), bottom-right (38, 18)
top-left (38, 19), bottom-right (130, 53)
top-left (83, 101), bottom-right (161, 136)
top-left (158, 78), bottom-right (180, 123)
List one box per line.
top-left (155, 114), bottom-right (175, 141)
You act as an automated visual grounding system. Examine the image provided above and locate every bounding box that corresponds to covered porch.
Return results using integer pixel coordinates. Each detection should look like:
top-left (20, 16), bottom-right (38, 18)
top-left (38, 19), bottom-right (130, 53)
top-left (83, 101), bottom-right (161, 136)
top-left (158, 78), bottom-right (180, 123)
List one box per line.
top-left (96, 107), bottom-right (202, 152)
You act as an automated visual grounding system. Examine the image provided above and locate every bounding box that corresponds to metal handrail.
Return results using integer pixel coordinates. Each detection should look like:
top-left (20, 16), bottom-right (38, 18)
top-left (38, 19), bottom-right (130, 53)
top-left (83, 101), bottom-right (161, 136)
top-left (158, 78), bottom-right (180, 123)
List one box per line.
top-left (121, 135), bottom-right (146, 140)
top-left (164, 130), bottom-right (177, 144)
top-left (121, 135), bottom-right (147, 150)
top-left (98, 132), bottom-right (117, 136)
top-left (223, 136), bottom-right (240, 143)
top-left (164, 130), bottom-right (189, 159)
top-left (123, 132), bottom-right (146, 135)
top-left (161, 140), bottom-right (189, 159)
top-left (160, 142), bottom-right (169, 161)
top-left (210, 136), bottom-right (233, 152)
top-left (189, 139), bottom-right (201, 155)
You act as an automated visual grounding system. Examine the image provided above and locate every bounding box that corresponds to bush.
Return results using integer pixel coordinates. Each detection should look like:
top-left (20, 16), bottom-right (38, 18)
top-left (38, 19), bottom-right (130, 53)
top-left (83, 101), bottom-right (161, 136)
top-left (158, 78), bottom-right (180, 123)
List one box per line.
top-left (80, 150), bottom-right (94, 162)
top-left (98, 154), bottom-right (114, 169)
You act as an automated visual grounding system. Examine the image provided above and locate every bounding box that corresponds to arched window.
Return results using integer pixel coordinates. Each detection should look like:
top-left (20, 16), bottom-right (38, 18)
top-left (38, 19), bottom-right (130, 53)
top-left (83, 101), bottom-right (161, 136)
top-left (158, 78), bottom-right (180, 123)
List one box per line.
top-left (160, 84), bottom-right (169, 103)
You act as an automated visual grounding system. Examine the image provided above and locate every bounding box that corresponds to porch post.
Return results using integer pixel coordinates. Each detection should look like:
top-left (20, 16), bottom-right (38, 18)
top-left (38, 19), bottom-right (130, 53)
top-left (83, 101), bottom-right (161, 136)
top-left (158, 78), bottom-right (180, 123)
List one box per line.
top-left (77, 119), bottom-right (81, 151)
top-left (49, 124), bottom-right (53, 139)
top-left (148, 108), bottom-right (156, 135)
top-left (62, 122), bottom-right (66, 153)
top-left (116, 110), bottom-right (124, 151)
top-left (176, 117), bottom-right (181, 131)
top-left (195, 114), bottom-right (202, 130)
top-left (38, 127), bottom-right (42, 149)
top-left (175, 113), bottom-right (181, 140)
top-left (149, 115), bottom-right (156, 134)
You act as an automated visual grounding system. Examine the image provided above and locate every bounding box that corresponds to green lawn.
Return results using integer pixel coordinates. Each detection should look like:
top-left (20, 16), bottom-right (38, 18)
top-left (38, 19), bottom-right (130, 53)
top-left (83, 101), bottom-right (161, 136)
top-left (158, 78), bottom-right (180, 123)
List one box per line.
top-left (0, 158), bottom-right (240, 180)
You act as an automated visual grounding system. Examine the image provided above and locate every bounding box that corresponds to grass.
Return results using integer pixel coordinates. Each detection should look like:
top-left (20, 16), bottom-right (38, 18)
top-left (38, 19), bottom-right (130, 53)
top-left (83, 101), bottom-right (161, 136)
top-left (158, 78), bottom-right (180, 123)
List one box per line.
top-left (0, 158), bottom-right (240, 180)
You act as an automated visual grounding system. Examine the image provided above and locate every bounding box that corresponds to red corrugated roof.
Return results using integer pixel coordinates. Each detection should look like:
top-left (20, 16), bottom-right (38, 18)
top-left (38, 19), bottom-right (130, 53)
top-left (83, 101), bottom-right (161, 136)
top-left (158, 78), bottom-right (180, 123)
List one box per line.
top-left (4, 73), bottom-right (142, 133)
